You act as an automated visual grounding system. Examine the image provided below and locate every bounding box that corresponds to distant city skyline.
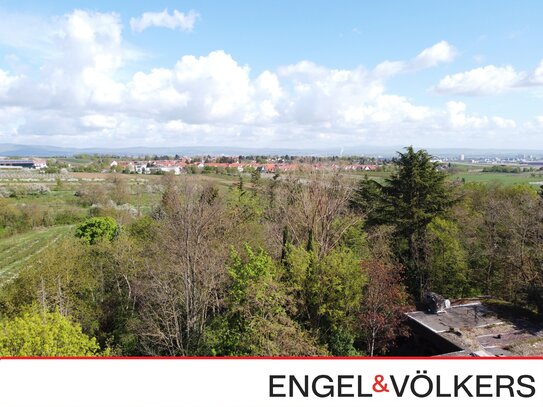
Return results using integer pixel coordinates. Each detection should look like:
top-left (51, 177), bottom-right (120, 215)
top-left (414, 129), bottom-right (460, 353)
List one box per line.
top-left (0, 1), bottom-right (542, 149)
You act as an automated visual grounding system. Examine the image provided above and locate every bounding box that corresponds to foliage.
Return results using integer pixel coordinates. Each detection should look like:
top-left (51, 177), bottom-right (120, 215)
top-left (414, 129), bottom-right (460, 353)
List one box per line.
top-left (426, 217), bottom-right (471, 298)
top-left (1, 148), bottom-right (542, 357)
top-left (353, 147), bottom-right (453, 298)
top-left (75, 216), bottom-right (119, 245)
top-left (0, 307), bottom-right (100, 356)
top-left (306, 247), bottom-right (366, 331)
top-left (358, 260), bottom-right (409, 356)
top-left (206, 245), bottom-right (323, 356)
top-left (482, 165), bottom-right (523, 173)
top-left (1, 234), bottom-right (141, 354)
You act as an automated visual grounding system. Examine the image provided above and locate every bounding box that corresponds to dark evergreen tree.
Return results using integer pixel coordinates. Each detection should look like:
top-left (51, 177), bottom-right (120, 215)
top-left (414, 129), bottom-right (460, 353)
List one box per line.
top-left (352, 146), bottom-right (453, 298)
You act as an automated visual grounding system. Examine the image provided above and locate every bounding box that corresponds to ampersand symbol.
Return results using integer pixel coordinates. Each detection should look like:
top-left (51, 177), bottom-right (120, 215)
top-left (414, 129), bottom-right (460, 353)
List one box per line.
top-left (372, 375), bottom-right (389, 393)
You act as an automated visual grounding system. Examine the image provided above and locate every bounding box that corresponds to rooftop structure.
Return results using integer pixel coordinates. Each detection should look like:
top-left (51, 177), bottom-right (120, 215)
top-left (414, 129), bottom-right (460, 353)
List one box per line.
top-left (406, 300), bottom-right (543, 356)
top-left (0, 159), bottom-right (47, 169)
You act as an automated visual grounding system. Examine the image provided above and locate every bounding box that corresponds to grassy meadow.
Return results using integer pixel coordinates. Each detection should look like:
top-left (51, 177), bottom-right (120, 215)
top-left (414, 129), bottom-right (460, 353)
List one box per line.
top-left (0, 225), bottom-right (73, 284)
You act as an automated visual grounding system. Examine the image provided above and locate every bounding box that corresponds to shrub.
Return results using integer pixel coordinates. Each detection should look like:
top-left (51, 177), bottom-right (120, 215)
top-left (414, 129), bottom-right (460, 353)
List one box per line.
top-left (0, 307), bottom-right (101, 356)
top-left (75, 216), bottom-right (119, 245)
top-left (26, 184), bottom-right (51, 195)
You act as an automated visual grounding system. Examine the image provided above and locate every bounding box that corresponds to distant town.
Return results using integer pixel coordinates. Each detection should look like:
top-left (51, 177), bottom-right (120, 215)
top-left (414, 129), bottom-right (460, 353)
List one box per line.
top-left (1, 150), bottom-right (543, 175)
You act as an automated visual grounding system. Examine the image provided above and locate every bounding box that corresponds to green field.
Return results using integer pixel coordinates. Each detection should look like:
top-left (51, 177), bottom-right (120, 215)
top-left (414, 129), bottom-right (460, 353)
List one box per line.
top-left (448, 171), bottom-right (543, 186)
top-left (0, 225), bottom-right (73, 285)
top-left (350, 168), bottom-right (543, 187)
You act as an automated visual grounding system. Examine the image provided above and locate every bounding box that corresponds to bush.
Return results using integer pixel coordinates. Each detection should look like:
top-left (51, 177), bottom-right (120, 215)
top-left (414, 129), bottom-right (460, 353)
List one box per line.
top-left (75, 216), bottom-right (119, 245)
top-left (54, 209), bottom-right (86, 225)
top-left (26, 184), bottom-right (51, 195)
top-left (0, 307), bottom-right (101, 356)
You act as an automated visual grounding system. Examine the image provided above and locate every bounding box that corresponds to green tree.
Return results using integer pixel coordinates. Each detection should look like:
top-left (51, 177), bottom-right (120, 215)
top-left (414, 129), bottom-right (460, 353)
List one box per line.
top-left (75, 216), bottom-right (119, 245)
top-left (1, 234), bottom-right (141, 353)
top-left (426, 217), bottom-right (471, 298)
top-left (306, 247), bottom-right (366, 332)
top-left (353, 147), bottom-right (453, 298)
top-left (281, 243), bottom-right (366, 355)
top-left (0, 307), bottom-right (101, 356)
top-left (206, 245), bottom-right (322, 356)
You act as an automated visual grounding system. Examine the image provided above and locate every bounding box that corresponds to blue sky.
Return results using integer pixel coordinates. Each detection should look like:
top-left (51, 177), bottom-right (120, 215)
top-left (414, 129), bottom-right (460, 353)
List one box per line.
top-left (0, 1), bottom-right (542, 149)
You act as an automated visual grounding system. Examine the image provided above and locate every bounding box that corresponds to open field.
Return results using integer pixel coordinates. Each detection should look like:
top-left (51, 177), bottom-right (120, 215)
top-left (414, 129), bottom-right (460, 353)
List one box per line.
top-left (448, 171), bottom-right (543, 186)
top-left (347, 169), bottom-right (543, 187)
top-left (0, 225), bottom-right (73, 285)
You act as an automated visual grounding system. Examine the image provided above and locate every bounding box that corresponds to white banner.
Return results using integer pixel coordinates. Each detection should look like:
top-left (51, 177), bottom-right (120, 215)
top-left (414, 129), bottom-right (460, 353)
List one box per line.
top-left (0, 358), bottom-right (541, 407)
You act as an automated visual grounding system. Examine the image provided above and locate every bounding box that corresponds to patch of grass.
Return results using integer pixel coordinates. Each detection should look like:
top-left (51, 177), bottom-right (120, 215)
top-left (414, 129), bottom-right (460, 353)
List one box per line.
top-left (449, 171), bottom-right (543, 186)
top-left (0, 225), bottom-right (73, 285)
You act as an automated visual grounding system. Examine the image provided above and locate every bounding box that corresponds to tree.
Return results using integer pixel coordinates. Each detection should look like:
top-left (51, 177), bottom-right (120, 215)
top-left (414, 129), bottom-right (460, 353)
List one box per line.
top-left (75, 217), bottom-right (119, 245)
top-left (275, 173), bottom-right (358, 259)
top-left (134, 182), bottom-right (232, 355)
top-left (306, 247), bottom-right (366, 334)
top-left (358, 260), bottom-right (409, 356)
top-left (205, 245), bottom-right (322, 356)
top-left (281, 244), bottom-right (367, 355)
top-left (0, 307), bottom-right (100, 356)
top-left (456, 184), bottom-right (543, 310)
top-left (426, 217), bottom-right (471, 298)
top-left (110, 173), bottom-right (129, 204)
top-left (353, 147), bottom-right (453, 298)
top-left (1, 233), bottom-right (141, 353)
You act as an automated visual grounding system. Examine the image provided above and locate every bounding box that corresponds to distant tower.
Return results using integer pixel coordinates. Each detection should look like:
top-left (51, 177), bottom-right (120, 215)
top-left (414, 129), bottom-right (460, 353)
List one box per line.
top-left (460, 154), bottom-right (465, 161)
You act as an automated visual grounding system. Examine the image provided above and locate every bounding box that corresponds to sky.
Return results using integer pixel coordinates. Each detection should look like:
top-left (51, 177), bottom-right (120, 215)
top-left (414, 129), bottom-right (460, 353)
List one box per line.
top-left (0, 1), bottom-right (542, 150)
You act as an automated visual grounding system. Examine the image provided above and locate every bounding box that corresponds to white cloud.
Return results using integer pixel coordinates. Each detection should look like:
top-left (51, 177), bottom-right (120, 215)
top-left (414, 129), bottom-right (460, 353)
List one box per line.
top-left (373, 41), bottom-right (456, 78)
top-left (410, 40), bottom-right (457, 70)
top-left (277, 60), bottom-right (329, 78)
top-left (81, 114), bottom-right (118, 129)
top-left (8, 9), bottom-right (128, 109)
top-left (436, 65), bottom-right (523, 95)
top-left (528, 60), bottom-right (543, 84)
top-left (435, 60), bottom-right (543, 95)
top-left (127, 51), bottom-right (253, 123)
top-left (130, 9), bottom-right (198, 33)
top-left (447, 101), bottom-right (487, 128)
top-left (446, 101), bottom-right (515, 129)
top-left (0, 69), bottom-right (20, 96)
top-left (0, 11), bottom-right (537, 149)
top-left (491, 116), bottom-right (516, 128)
top-left (372, 60), bottom-right (406, 78)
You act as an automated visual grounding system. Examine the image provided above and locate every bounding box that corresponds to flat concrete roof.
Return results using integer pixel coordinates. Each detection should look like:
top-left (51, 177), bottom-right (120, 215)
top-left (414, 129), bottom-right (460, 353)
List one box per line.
top-left (407, 301), bottom-right (543, 356)
top-left (407, 302), bottom-right (501, 333)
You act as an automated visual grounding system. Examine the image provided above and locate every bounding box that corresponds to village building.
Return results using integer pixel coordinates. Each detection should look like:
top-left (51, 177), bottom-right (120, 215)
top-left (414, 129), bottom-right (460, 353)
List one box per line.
top-left (0, 159), bottom-right (47, 169)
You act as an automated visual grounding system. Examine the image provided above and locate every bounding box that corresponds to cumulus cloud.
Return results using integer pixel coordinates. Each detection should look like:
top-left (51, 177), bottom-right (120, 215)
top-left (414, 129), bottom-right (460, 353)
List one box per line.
top-left (410, 40), bottom-right (457, 70)
top-left (436, 65), bottom-right (523, 95)
top-left (127, 51), bottom-right (254, 123)
top-left (527, 60), bottom-right (543, 85)
top-left (130, 9), bottom-right (199, 32)
top-left (0, 10), bottom-right (536, 149)
top-left (3, 9), bottom-right (128, 109)
top-left (0, 69), bottom-right (20, 96)
top-left (81, 114), bottom-right (118, 129)
top-left (435, 60), bottom-right (543, 95)
top-left (446, 101), bottom-right (515, 129)
top-left (373, 40), bottom-right (456, 78)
